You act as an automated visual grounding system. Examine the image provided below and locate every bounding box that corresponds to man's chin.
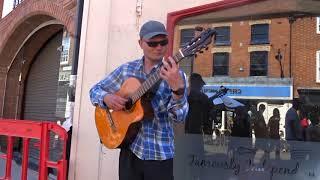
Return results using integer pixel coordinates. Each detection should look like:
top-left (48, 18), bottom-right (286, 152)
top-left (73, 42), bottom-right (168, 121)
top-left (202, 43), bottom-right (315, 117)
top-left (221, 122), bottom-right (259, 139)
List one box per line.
top-left (153, 55), bottom-right (164, 61)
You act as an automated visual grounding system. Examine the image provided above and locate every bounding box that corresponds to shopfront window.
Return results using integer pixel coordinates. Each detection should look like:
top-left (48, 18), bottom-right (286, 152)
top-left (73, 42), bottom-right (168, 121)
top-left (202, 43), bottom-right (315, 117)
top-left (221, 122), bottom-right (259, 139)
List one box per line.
top-left (60, 33), bottom-right (70, 65)
top-left (171, 1), bottom-right (320, 180)
top-left (56, 30), bottom-right (73, 119)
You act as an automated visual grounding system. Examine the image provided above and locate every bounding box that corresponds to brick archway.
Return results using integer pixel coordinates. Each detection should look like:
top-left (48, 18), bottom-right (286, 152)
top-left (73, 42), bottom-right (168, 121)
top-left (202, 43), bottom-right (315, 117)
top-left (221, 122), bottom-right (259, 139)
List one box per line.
top-left (0, 0), bottom-right (76, 66)
top-left (2, 23), bottom-right (64, 118)
top-left (0, 0), bottom-right (76, 117)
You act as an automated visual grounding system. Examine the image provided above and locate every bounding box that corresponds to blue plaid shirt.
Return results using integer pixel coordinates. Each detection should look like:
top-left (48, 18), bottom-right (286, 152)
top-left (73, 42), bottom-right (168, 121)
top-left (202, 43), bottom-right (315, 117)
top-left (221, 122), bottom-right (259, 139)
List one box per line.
top-left (89, 57), bottom-right (188, 160)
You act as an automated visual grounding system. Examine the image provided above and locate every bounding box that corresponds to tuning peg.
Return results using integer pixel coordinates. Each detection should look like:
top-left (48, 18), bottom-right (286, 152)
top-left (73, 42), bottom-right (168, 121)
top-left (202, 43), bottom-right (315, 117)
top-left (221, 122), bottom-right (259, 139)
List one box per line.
top-left (195, 26), bottom-right (204, 31)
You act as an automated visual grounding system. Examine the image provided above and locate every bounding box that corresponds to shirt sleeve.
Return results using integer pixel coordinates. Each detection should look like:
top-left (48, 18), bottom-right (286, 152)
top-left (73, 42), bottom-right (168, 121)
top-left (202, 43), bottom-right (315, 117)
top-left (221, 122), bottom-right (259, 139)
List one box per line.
top-left (167, 71), bottom-right (189, 123)
top-left (89, 66), bottom-right (124, 108)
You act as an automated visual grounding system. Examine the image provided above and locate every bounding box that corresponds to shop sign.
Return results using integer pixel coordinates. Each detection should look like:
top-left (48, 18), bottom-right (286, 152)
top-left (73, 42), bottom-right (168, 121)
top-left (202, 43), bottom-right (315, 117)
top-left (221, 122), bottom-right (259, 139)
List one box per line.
top-left (203, 85), bottom-right (292, 100)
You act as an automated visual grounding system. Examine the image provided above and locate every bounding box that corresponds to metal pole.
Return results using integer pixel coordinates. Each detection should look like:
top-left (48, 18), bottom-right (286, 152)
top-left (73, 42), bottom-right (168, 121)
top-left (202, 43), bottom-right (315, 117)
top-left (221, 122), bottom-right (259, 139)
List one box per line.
top-left (65, 0), bottom-right (84, 177)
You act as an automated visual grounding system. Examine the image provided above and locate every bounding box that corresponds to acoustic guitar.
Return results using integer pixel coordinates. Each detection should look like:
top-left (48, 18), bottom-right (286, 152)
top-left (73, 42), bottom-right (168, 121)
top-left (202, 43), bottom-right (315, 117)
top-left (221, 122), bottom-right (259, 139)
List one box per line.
top-left (95, 28), bottom-right (216, 149)
top-left (208, 86), bottom-right (229, 102)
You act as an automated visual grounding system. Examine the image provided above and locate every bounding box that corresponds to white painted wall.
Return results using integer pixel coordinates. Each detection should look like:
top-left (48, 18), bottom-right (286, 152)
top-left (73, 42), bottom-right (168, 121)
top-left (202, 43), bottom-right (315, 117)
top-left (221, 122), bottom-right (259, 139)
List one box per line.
top-left (69, 0), bottom-right (221, 179)
top-left (2, 0), bottom-right (13, 18)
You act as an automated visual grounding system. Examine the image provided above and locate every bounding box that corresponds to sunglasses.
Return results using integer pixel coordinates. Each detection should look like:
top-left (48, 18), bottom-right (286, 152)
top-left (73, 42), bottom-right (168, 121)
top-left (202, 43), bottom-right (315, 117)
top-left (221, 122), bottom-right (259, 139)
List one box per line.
top-left (145, 39), bottom-right (168, 47)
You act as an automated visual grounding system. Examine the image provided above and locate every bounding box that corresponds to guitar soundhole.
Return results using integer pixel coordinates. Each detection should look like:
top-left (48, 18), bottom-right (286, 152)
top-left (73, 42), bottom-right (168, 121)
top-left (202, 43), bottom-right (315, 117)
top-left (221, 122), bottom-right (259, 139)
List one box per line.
top-left (125, 98), bottom-right (133, 110)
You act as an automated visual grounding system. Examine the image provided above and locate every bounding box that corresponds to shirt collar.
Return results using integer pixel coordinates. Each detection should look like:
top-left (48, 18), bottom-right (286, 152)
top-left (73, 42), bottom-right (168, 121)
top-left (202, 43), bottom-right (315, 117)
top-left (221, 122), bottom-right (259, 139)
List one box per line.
top-left (139, 56), bottom-right (162, 74)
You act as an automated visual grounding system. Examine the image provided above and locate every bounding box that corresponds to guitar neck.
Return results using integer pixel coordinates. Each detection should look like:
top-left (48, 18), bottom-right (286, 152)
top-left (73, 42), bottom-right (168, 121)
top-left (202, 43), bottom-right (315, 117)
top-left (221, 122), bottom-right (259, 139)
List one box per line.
top-left (208, 89), bottom-right (228, 101)
top-left (130, 52), bottom-right (185, 103)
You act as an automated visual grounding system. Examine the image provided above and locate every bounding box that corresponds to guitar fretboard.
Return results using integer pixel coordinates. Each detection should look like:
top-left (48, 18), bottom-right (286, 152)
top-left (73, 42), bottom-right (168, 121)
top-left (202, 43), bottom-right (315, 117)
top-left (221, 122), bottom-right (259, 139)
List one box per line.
top-left (130, 52), bottom-right (184, 103)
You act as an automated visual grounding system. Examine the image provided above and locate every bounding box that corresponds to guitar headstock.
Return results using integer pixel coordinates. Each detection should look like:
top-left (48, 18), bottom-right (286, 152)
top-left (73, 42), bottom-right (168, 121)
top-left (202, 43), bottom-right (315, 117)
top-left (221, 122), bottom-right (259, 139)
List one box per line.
top-left (218, 86), bottom-right (229, 97)
top-left (208, 86), bottom-right (229, 101)
top-left (180, 28), bottom-right (216, 58)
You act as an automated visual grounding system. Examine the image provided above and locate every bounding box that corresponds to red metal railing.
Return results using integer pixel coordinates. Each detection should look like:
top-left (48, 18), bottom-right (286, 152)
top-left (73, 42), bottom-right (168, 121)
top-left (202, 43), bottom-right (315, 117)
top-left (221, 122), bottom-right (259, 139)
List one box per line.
top-left (0, 119), bottom-right (68, 180)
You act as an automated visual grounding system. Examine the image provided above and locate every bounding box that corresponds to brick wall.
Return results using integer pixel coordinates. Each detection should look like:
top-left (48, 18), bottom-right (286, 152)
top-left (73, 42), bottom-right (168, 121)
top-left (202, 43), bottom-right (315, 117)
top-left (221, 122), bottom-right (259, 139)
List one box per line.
top-left (175, 16), bottom-right (320, 97)
top-left (292, 17), bottom-right (320, 90)
top-left (177, 17), bottom-right (291, 78)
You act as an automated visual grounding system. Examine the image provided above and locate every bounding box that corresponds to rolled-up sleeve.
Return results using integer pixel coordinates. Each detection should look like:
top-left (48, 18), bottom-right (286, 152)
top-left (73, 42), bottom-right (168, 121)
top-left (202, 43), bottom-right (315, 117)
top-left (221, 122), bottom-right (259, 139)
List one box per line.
top-left (89, 66), bottom-right (124, 108)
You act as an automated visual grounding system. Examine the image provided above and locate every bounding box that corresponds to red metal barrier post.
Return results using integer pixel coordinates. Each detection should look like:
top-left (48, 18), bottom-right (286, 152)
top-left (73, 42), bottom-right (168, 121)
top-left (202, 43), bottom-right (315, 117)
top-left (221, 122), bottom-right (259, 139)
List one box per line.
top-left (0, 119), bottom-right (68, 180)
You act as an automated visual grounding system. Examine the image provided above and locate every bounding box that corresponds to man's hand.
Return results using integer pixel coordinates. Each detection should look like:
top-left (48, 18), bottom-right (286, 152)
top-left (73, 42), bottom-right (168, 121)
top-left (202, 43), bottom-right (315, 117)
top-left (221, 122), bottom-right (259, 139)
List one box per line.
top-left (159, 56), bottom-right (185, 93)
top-left (103, 94), bottom-right (128, 111)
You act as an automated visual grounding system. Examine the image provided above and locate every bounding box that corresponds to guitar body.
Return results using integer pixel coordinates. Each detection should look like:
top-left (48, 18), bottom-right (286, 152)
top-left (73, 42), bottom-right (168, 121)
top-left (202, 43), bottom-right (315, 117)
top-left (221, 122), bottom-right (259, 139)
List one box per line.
top-left (95, 77), bottom-right (145, 149)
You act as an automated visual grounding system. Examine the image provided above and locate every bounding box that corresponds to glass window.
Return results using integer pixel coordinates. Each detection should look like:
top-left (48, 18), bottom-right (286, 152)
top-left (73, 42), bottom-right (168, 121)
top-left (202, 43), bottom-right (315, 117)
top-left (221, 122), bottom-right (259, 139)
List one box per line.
top-left (251, 24), bottom-right (269, 44)
top-left (250, 51), bottom-right (268, 76)
top-left (180, 29), bottom-right (195, 75)
top-left (317, 17), bottom-right (320, 34)
top-left (214, 26), bottom-right (231, 46)
top-left (317, 50), bottom-right (320, 82)
top-left (60, 33), bottom-right (71, 65)
top-left (180, 29), bottom-right (195, 47)
top-left (173, 3), bottom-right (320, 180)
top-left (179, 57), bottom-right (193, 76)
top-left (213, 53), bottom-right (229, 76)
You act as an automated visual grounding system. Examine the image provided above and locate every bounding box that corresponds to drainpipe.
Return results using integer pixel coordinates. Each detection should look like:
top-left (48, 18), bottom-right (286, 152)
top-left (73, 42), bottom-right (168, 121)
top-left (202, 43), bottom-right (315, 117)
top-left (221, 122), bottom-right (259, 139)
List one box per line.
top-left (67, 0), bottom-right (84, 112)
top-left (71, 0), bottom-right (84, 79)
top-left (288, 16), bottom-right (296, 78)
top-left (288, 16), bottom-right (296, 99)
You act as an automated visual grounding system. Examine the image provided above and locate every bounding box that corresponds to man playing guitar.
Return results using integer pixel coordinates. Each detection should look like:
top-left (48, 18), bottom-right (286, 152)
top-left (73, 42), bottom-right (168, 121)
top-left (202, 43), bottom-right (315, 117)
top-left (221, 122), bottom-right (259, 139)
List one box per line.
top-left (89, 20), bottom-right (188, 180)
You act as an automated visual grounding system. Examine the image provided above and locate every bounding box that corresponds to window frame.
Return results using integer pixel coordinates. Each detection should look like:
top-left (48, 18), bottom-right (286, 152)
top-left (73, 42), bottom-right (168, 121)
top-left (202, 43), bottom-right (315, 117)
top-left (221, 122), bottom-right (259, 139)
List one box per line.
top-left (60, 33), bottom-right (71, 65)
top-left (214, 26), bottom-right (231, 46)
top-left (317, 17), bottom-right (320, 34)
top-left (317, 50), bottom-right (320, 83)
top-left (180, 28), bottom-right (195, 48)
top-left (250, 51), bottom-right (268, 76)
top-left (213, 52), bottom-right (229, 76)
top-left (251, 24), bottom-right (269, 45)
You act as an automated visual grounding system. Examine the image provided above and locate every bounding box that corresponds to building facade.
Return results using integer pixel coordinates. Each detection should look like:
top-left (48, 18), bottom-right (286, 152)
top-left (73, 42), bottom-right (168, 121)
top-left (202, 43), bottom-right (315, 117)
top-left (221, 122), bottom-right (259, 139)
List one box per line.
top-left (174, 2), bottom-right (320, 134)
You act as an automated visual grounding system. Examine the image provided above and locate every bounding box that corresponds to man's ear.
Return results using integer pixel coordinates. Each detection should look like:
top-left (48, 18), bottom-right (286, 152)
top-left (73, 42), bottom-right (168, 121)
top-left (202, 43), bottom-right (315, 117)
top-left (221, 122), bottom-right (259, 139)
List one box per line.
top-left (138, 39), bottom-right (143, 48)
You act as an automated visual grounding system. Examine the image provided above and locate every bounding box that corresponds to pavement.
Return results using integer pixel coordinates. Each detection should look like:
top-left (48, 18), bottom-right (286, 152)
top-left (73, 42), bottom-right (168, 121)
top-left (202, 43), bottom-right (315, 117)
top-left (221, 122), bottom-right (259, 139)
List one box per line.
top-left (0, 153), bottom-right (56, 180)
